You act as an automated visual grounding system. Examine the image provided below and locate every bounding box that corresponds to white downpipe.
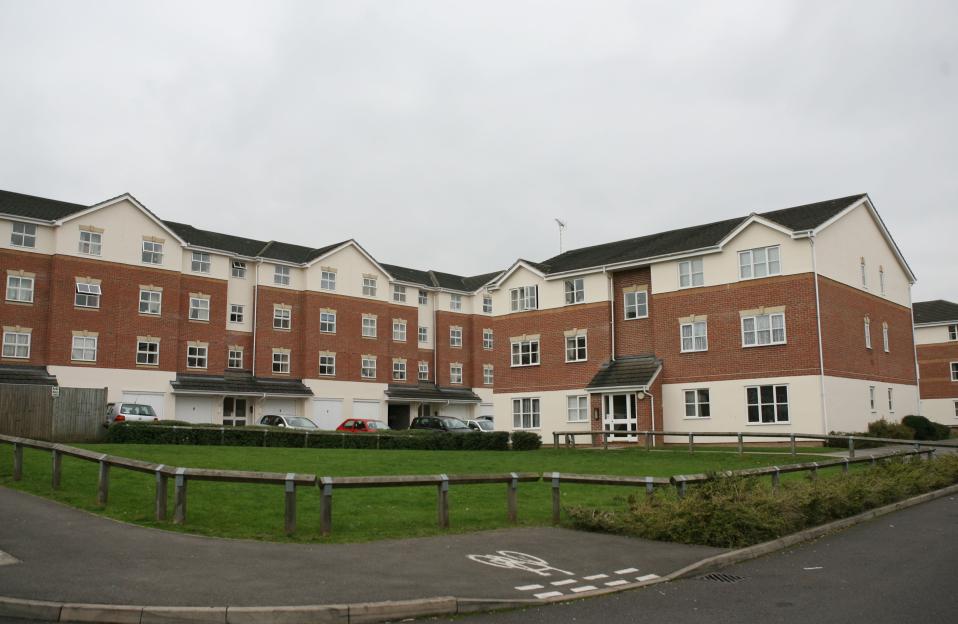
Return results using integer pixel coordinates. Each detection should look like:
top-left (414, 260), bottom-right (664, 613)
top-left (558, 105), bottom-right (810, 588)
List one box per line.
top-left (810, 236), bottom-right (829, 434)
top-left (606, 268), bottom-right (615, 361)
top-left (252, 260), bottom-right (261, 377)
top-left (908, 284), bottom-right (922, 415)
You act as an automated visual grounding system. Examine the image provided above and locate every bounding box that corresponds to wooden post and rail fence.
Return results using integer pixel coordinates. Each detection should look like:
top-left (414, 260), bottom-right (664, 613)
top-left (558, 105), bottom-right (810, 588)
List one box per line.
top-left (0, 432), bottom-right (942, 536)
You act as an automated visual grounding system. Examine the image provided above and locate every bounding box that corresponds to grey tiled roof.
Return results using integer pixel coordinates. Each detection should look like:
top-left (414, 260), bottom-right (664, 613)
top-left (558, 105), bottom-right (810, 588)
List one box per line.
top-left (164, 221), bottom-right (269, 257)
top-left (0, 189), bottom-right (88, 221)
top-left (379, 264), bottom-right (502, 292)
top-left (586, 355), bottom-right (661, 390)
top-left (913, 300), bottom-right (958, 324)
top-left (379, 264), bottom-right (435, 286)
top-left (170, 373), bottom-right (313, 396)
top-left (385, 383), bottom-right (481, 403)
top-left (0, 365), bottom-right (58, 386)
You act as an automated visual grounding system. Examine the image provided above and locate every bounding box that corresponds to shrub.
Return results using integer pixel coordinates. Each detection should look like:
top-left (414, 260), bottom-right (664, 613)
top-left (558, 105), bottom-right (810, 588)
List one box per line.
top-left (901, 415), bottom-right (951, 441)
top-left (510, 431), bottom-right (542, 451)
top-left (867, 419), bottom-right (915, 440)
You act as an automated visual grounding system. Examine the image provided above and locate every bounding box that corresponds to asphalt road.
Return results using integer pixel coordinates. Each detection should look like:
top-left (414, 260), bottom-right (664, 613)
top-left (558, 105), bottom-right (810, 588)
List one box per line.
top-left (453, 493), bottom-right (958, 624)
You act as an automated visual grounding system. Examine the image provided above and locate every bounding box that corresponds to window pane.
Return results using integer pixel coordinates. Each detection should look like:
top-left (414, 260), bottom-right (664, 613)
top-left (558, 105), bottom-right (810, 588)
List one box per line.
top-left (760, 385), bottom-right (774, 404)
top-left (761, 404), bottom-right (775, 423)
top-left (747, 387), bottom-right (758, 404)
top-left (747, 405), bottom-right (759, 423)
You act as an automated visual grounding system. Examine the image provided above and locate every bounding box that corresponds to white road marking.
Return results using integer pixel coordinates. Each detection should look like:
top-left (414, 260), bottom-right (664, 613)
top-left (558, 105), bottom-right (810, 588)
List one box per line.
top-left (0, 550), bottom-right (19, 567)
top-left (637, 574), bottom-right (660, 582)
top-left (551, 579), bottom-right (577, 586)
top-left (570, 585), bottom-right (598, 593)
top-left (468, 551), bottom-right (573, 577)
top-left (615, 567), bottom-right (639, 575)
top-left (534, 591), bottom-right (564, 599)
top-left (515, 584), bottom-right (544, 591)
top-left (605, 579), bottom-right (628, 587)
top-left (584, 574), bottom-right (609, 580)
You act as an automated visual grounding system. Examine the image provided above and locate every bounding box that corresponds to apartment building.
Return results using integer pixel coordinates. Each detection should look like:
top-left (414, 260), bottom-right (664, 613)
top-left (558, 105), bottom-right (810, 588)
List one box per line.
top-left (0, 189), bottom-right (919, 439)
top-left (913, 300), bottom-right (958, 424)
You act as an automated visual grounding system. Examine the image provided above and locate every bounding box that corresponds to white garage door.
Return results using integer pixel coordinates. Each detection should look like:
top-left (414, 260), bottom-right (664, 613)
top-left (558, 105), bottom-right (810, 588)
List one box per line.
top-left (441, 404), bottom-right (472, 421)
top-left (479, 403), bottom-right (494, 420)
top-left (122, 391), bottom-right (166, 420)
top-left (352, 400), bottom-right (380, 421)
top-left (263, 398), bottom-right (299, 416)
top-left (313, 398), bottom-right (344, 430)
top-left (174, 397), bottom-right (215, 424)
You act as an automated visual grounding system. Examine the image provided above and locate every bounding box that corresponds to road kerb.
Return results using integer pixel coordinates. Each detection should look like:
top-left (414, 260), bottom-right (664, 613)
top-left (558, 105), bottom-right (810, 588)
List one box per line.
top-left (141, 606), bottom-right (228, 624)
top-left (226, 604), bottom-right (348, 624)
top-left (348, 596), bottom-right (457, 624)
top-left (59, 603), bottom-right (142, 624)
top-left (0, 596), bottom-right (62, 621)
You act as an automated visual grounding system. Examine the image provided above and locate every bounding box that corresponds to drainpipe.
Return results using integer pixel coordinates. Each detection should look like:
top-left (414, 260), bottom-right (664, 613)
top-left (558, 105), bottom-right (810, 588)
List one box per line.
top-left (810, 236), bottom-right (829, 434)
top-left (432, 290), bottom-right (438, 384)
top-left (252, 260), bottom-right (260, 377)
top-left (908, 283), bottom-right (921, 415)
top-left (606, 268), bottom-right (615, 361)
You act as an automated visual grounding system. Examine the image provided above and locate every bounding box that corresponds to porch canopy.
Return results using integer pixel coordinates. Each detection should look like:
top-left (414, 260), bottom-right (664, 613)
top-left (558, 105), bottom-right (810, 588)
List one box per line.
top-left (0, 365), bottom-right (58, 386)
top-left (170, 373), bottom-right (313, 397)
top-left (585, 355), bottom-right (662, 393)
top-left (384, 383), bottom-right (481, 404)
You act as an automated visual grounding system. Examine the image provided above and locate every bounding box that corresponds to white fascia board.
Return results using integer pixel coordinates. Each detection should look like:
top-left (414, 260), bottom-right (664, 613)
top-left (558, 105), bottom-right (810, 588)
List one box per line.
top-left (55, 193), bottom-right (189, 247)
top-left (0, 213), bottom-right (55, 225)
top-left (486, 260), bottom-right (546, 291)
top-left (715, 214), bottom-right (793, 249)
top-left (914, 321), bottom-right (958, 328)
top-left (304, 239), bottom-right (395, 281)
top-left (585, 383), bottom-right (650, 393)
top-left (184, 244), bottom-right (258, 262)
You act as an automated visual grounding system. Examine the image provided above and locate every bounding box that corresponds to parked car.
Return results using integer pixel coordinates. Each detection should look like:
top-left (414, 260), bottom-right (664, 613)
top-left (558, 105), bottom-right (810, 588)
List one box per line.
top-left (336, 418), bottom-right (390, 433)
top-left (106, 402), bottom-right (158, 425)
top-left (409, 415), bottom-right (473, 434)
top-left (465, 419), bottom-right (495, 432)
top-left (259, 414), bottom-right (319, 429)
top-left (477, 415), bottom-right (494, 422)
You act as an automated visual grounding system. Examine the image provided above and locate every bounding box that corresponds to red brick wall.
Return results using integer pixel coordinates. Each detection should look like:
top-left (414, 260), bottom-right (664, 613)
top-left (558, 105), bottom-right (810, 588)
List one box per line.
top-left (818, 276), bottom-right (918, 385)
top-left (176, 274), bottom-right (229, 373)
top-left (613, 267), bottom-right (653, 357)
top-left (916, 343), bottom-right (958, 399)
top-left (435, 310), bottom-right (473, 387)
top-left (0, 249), bottom-right (53, 365)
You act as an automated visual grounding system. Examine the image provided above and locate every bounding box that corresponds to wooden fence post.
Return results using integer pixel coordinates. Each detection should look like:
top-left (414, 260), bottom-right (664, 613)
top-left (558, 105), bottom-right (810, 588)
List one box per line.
top-left (688, 433), bottom-right (694, 454)
top-left (847, 436), bottom-right (855, 458)
top-left (507, 472), bottom-right (518, 524)
top-left (13, 442), bottom-right (22, 481)
top-left (645, 432), bottom-right (652, 451)
top-left (771, 468), bottom-right (780, 491)
top-left (603, 431), bottom-right (608, 451)
top-left (676, 480), bottom-right (686, 499)
top-left (737, 434), bottom-right (744, 455)
top-left (842, 458), bottom-right (850, 475)
top-left (645, 475), bottom-right (655, 500)
top-left (437, 474), bottom-right (450, 529)
top-left (320, 478), bottom-right (333, 537)
top-left (173, 468), bottom-right (187, 524)
top-left (284, 473), bottom-right (296, 536)
top-left (51, 449), bottom-right (62, 490)
top-left (790, 434), bottom-right (796, 457)
top-left (97, 456), bottom-right (110, 506)
top-left (553, 432), bottom-right (559, 450)
top-left (810, 463), bottom-right (818, 481)
top-left (155, 465), bottom-right (168, 521)
top-left (551, 472), bottom-right (561, 525)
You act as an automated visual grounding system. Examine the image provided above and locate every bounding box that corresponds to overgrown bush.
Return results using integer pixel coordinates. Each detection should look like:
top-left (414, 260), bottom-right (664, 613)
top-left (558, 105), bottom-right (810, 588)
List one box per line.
top-left (105, 422), bottom-right (511, 451)
top-left (901, 415), bottom-right (951, 441)
top-left (867, 419), bottom-right (915, 440)
top-left (510, 431), bottom-right (542, 451)
top-left (565, 454), bottom-right (958, 548)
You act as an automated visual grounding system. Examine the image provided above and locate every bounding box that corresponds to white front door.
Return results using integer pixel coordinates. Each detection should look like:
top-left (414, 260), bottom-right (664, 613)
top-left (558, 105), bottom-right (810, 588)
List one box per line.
top-left (603, 394), bottom-right (637, 441)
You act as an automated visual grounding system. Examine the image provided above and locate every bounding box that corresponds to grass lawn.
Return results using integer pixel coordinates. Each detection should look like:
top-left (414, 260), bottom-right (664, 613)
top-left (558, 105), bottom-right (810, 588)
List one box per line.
top-left (0, 444), bottom-right (835, 544)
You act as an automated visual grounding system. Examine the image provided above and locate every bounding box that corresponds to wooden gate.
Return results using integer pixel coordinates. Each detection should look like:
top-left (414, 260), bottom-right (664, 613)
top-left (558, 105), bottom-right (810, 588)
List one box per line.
top-left (0, 384), bottom-right (107, 442)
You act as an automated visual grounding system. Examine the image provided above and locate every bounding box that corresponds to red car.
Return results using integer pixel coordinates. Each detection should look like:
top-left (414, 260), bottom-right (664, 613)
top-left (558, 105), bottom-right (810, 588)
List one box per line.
top-left (335, 418), bottom-right (390, 433)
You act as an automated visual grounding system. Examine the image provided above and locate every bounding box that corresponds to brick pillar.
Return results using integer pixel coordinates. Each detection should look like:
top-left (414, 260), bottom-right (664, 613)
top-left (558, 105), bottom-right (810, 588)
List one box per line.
top-left (590, 393), bottom-right (604, 445)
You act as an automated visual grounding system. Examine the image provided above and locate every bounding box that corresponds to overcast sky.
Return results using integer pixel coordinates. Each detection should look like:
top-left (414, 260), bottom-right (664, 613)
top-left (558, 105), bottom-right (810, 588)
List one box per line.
top-left (0, 1), bottom-right (955, 300)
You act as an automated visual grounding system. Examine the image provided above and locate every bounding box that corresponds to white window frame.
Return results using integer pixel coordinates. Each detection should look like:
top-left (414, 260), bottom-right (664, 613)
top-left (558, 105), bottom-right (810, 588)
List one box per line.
top-left (362, 277), bottom-right (377, 297)
top-left (450, 294), bottom-right (462, 311)
top-left (450, 326), bottom-right (463, 347)
top-left (449, 364), bottom-right (463, 385)
top-left (511, 340), bottom-right (540, 367)
top-left (320, 311), bottom-right (336, 334)
top-left (864, 317), bottom-right (872, 349)
top-left (565, 334), bottom-right (587, 362)
top-left (393, 319), bottom-right (407, 342)
top-left (879, 267), bottom-right (885, 296)
top-left (512, 398), bottom-right (541, 430)
top-left (141, 240), bottom-right (163, 265)
top-left (2, 331), bottom-right (30, 359)
top-left (189, 297), bottom-right (210, 322)
top-left (566, 395), bottom-right (588, 422)
top-left (869, 385), bottom-right (876, 411)
top-left (888, 387), bottom-right (894, 412)
top-left (6, 275), bottom-right (34, 303)
top-left (74, 282), bottom-right (102, 309)
top-left (418, 290), bottom-right (428, 305)
top-left (745, 384), bottom-right (789, 424)
top-left (684, 389), bottom-right (711, 419)
top-left (418, 361), bottom-right (429, 381)
top-left (71, 335), bottom-right (98, 362)
top-left (951, 362), bottom-right (958, 382)
top-left (418, 326), bottom-right (428, 343)
top-left (231, 260), bottom-right (247, 278)
top-left (229, 304), bottom-right (245, 323)
top-left (483, 365), bottom-right (494, 386)
top-left (949, 325), bottom-right (958, 341)
top-left (361, 357), bottom-right (376, 379)
top-left (191, 252), bottom-right (211, 274)
top-left (186, 344), bottom-right (207, 369)
top-left (274, 265), bottom-right (291, 286)
top-left (319, 354), bottom-right (336, 376)
top-left (738, 246), bottom-right (781, 280)
top-left (228, 348), bottom-right (244, 369)
top-left (272, 351), bottom-right (290, 374)
top-left (393, 360), bottom-right (407, 381)
top-left (136, 339), bottom-right (159, 366)
top-left (678, 257), bottom-right (704, 288)
top-left (741, 313), bottom-right (786, 347)
top-left (482, 295), bottom-right (492, 313)
top-left (139, 290), bottom-right (162, 315)
top-left (320, 270), bottom-right (336, 291)
top-left (954, 400), bottom-right (958, 419)
top-left (11, 222), bottom-right (37, 248)
top-left (78, 230), bottom-right (102, 256)
top-left (509, 286), bottom-right (538, 312)
top-left (860, 258), bottom-right (868, 289)
top-left (680, 321), bottom-right (708, 353)
top-left (564, 278), bottom-right (584, 305)
top-left (624, 290), bottom-right (648, 320)
top-left (392, 285), bottom-right (407, 303)
top-left (882, 323), bottom-right (890, 353)
top-left (483, 329), bottom-right (493, 350)
top-left (362, 316), bottom-right (377, 338)
top-left (273, 307), bottom-right (291, 330)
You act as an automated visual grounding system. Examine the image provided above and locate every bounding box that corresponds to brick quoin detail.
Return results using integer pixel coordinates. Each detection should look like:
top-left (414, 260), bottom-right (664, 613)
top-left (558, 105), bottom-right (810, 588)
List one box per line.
top-left (916, 343), bottom-right (958, 399)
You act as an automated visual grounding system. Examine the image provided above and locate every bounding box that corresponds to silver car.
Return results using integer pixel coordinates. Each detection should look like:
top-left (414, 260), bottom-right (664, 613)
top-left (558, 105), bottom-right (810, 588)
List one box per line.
top-left (106, 402), bottom-right (158, 424)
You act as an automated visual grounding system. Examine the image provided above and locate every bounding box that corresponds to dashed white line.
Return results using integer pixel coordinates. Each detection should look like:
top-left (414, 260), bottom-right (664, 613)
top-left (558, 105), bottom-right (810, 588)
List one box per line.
top-left (516, 584), bottom-right (544, 591)
top-left (637, 574), bottom-right (660, 582)
top-left (551, 579), bottom-right (577, 586)
top-left (584, 574), bottom-right (609, 580)
top-left (570, 585), bottom-right (598, 593)
top-left (605, 579), bottom-right (628, 587)
top-left (534, 591), bottom-right (564, 599)
top-left (615, 567), bottom-right (639, 575)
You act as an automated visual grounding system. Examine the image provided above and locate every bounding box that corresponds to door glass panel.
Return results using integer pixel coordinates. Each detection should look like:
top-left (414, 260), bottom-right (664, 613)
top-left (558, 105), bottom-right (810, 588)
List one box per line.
top-left (612, 395), bottom-right (627, 419)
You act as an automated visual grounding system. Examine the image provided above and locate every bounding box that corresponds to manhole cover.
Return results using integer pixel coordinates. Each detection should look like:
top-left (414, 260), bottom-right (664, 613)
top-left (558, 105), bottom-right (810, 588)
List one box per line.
top-left (697, 573), bottom-right (745, 584)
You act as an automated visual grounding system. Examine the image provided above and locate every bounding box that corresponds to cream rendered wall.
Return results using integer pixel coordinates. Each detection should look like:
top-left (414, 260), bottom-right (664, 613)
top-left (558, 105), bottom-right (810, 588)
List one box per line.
top-left (257, 262), bottom-right (305, 291)
top-left (304, 245), bottom-right (393, 303)
top-left (824, 376), bottom-right (920, 432)
top-left (493, 388), bottom-right (592, 439)
top-left (0, 218), bottom-right (56, 254)
top-left (49, 365), bottom-right (177, 419)
top-left (303, 378), bottom-right (389, 421)
top-left (915, 325), bottom-right (953, 345)
top-left (55, 200), bottom-right (183, 272)
top-left (417, 289), bottom-right (435, 349)
top-left (661, 374), bottom-right (824, 438)
top-left (814, 203), bottom-right (911, 307)
top-left (180, 248), bottom-right (231, 280)
top-left (436, 291), bottom-right (475, 315)
top-left (226, 270), bottom-right (255, 332)
top-left (491, 266), bottom-right (608, 316)
top-left (920, 398), bottom-right (958, 425)
top-left (651, 221), bottom-right (813, 295)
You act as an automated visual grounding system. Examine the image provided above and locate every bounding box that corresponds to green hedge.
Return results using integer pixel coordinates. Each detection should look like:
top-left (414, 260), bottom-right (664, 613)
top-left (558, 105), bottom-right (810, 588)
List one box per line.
top-left (901, 415), bottom-right (952, 441)
top-left (827, 416), bottom-right (951, 448)
top-left (510, 431), bottom-right (542, 451)
top-left (104, 422), bottom-right (520, 451)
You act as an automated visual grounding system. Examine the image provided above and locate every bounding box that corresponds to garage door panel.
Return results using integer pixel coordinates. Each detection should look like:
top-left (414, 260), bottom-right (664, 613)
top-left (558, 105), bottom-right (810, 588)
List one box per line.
top-left (121, 392), bottom-right (165, 420)
top-left (263, 399), bottom-right (298, 416)
top-left (441, 404), bottom-right (471, 421)
top-left (352, 400), bottom-right (380, 421)
top-left (313, 399), bottom-right (343, 430)
top-left (174, 397), bottom-right (214, 424)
